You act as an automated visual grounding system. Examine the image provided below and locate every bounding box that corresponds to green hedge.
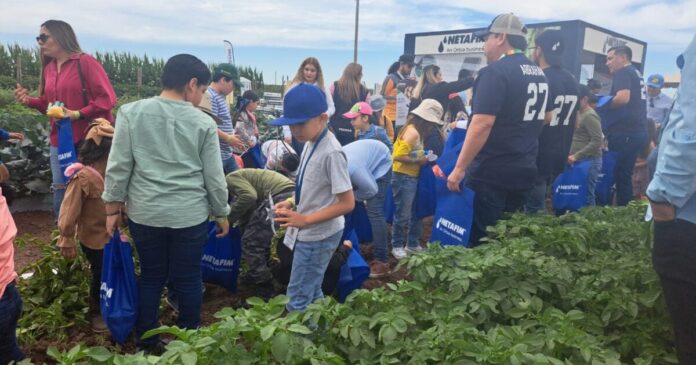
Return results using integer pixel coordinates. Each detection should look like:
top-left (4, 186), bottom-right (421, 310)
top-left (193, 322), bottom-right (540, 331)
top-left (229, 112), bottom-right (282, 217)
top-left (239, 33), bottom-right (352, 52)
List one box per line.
top-left (42, 204), bottom-right (677, 364)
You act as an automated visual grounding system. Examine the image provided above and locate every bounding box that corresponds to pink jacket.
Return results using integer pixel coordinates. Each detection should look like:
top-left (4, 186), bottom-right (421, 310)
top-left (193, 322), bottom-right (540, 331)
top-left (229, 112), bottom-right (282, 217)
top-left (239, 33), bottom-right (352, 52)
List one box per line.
top-left (0, 188), bottom-right (17, 298)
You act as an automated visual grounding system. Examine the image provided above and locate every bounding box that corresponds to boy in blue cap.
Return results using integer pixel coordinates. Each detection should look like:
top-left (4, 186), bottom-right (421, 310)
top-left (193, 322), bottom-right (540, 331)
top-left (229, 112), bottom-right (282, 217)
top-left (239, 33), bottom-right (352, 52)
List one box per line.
top-left (272, 83), bottom-right (355, 312)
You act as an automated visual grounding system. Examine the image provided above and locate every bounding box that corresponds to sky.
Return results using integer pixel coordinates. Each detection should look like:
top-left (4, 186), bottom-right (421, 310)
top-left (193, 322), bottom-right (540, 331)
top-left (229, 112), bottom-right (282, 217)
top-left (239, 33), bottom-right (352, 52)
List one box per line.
top-left (1, 0), bottom-right (695, 88)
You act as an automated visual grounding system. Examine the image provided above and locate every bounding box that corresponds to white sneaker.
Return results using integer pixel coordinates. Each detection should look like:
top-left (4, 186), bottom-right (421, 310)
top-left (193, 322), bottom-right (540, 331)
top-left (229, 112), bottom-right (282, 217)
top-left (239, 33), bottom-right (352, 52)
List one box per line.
top-left (405, 246), bottom-right (424, 254)
top-left (392, 247), bottom-right (408, 260)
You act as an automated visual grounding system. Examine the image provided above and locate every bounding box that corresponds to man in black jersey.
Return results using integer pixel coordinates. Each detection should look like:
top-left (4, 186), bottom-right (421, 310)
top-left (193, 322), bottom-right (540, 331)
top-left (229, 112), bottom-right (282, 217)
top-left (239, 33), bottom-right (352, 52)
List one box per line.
top-left (447, 13), bottom-right (548, 245)
top-left (606, 45), bottom-right (648, 206)
top-left (525, 30), bottom-right (580, 213)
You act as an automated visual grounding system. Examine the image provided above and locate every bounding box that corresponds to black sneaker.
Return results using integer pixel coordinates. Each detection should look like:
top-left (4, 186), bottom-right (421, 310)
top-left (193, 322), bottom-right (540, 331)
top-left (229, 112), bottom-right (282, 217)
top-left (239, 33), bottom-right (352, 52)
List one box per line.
top-left (137, 341), bottom-right (166, 355)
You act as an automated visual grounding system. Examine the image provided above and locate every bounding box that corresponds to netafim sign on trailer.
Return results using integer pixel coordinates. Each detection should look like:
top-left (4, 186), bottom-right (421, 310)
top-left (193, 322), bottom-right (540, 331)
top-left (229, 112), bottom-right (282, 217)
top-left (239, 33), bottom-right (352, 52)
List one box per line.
top-left (404, 20), bottom-right (647, 94)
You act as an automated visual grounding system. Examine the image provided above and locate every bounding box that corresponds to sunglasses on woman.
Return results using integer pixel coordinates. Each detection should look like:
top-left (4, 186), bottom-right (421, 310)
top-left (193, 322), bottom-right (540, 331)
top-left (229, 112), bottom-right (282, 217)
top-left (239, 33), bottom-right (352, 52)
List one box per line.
top-left (36, 34), bottom-right (51, 43)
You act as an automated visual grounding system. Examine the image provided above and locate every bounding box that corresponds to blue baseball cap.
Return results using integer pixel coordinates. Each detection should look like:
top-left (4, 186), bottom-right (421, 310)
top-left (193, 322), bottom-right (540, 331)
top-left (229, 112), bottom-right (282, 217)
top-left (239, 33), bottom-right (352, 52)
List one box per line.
top-left (646, 74), bottom-right (664, 88)
top-left (270, 84), bottom-right (328, 126)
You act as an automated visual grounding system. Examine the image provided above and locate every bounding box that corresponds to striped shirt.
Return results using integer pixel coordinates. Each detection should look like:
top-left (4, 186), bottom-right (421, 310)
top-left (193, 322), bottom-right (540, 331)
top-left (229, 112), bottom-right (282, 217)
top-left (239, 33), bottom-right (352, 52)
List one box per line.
top-left (208, 87), bottom-right (235, 160)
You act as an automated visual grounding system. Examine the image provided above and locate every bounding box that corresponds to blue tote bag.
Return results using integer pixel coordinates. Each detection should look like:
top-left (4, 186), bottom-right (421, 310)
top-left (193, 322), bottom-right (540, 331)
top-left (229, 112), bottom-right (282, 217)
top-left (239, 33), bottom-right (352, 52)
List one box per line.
top-left (345, 201), bottom-right (373, 243)
top-left (437, 127), bottom-right (467, 176)
top-left (552, 160), bottom-right (592, 212)
top-left (56, 117), bottom-right (77, 183)
top-left (337, 230), bottom-right (370, 302)
top-left (430, 179), bottom-right (475, 247)
top-left (595, 151), bottom-right (618, 206)
top-left (244, 144), bottom-right (267, 169)
top-left (100, 229), bottom-right (138, 344)
top-left (384, 184), bottom-right (395, 224)
top-left (201, 222), bottom-right (242, 292)
top-left (414, 164), bottom-right (437, 219)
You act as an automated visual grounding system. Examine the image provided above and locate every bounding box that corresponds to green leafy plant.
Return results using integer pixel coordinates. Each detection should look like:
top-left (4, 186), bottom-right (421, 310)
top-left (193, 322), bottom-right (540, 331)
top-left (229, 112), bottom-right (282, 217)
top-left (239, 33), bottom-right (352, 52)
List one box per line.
top-left (17, 232), bottom-right (91, 344)
top-left (28, 203), bottom-right (678, 364)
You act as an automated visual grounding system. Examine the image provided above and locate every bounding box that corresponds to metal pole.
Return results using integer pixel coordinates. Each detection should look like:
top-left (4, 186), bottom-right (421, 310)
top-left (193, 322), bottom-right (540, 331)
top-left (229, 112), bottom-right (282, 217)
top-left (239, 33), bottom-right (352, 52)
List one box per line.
top-left (353, 0), bottom-right (359, 63)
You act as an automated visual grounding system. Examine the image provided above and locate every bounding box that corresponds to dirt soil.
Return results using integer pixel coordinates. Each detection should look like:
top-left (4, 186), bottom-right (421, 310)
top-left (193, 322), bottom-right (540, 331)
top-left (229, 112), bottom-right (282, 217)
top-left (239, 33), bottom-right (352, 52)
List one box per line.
top-left (12, 211), bottom-right (431, 363)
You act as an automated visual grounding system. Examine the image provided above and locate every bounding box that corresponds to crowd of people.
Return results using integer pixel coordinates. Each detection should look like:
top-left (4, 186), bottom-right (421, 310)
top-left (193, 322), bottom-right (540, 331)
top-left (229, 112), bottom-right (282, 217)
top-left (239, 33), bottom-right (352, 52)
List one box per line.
top-left (0, 15), bottom-right (695, 364)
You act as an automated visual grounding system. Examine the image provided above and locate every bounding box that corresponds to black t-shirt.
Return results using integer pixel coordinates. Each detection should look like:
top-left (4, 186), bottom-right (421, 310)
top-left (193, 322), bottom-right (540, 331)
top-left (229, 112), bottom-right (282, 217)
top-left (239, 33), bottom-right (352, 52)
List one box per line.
top-left (536, 66), bottom-right (580, 177)
top-left (422, 77), bottom-right (474, 111)
top-left (469, 53), bottom-right (547, 190)
top-left (609, 65), bottom-right (647, 134)
top-left (330, 82), bottom-right (369, 146)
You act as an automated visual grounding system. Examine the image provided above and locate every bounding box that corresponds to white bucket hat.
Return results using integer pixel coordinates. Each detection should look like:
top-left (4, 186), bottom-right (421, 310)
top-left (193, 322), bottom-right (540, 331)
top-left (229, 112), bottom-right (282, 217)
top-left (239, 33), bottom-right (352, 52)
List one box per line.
top-left (410, 99), bottom-right (444, 125)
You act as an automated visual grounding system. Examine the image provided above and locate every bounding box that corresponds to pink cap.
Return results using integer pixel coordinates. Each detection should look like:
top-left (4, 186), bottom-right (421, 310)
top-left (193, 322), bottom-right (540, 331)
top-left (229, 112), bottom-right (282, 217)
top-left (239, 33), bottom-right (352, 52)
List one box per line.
top-left (342, 102), bottom-right (373, 119)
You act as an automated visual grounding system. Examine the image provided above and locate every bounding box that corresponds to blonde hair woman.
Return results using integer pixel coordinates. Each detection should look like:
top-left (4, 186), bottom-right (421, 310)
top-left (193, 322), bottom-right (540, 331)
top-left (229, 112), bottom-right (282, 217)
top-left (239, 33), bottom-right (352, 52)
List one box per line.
top-left (285, 57), bottom-right (335, 117)
top-left (411, 64), bottom-right (474, 112)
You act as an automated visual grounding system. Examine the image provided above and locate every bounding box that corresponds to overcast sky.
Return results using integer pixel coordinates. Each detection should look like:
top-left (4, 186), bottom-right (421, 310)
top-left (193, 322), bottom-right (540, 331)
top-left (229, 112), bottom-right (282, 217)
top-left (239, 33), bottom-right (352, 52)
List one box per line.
top-left (1, 0), bottom-right (694, 86)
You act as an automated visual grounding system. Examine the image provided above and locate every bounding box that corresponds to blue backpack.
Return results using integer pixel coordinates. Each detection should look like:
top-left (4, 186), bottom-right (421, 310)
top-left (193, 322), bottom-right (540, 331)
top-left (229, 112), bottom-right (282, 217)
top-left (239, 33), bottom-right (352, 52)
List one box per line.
top-left (100, 229), bottom-right (138, 344)
top-left (201, 222), bottom-right (242, 292)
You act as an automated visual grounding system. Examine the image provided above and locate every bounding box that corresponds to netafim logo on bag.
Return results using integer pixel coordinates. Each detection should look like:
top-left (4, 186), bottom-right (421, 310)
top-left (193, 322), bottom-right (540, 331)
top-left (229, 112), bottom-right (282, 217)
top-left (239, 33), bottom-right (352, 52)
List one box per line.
top-left (201, 254), bottom-right (235, 272)
top-left (100, 282), bottom-right (114, 302)
top-left (436, 217), bottom-right (466, 236)
top-left (555, 184), bottom-right (581, 195)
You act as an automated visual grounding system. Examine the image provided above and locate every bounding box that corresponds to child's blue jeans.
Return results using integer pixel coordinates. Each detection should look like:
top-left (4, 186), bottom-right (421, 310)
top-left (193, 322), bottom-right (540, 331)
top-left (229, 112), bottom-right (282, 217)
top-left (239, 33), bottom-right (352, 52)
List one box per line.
top-left (286, 230), bottom-right (343, 312)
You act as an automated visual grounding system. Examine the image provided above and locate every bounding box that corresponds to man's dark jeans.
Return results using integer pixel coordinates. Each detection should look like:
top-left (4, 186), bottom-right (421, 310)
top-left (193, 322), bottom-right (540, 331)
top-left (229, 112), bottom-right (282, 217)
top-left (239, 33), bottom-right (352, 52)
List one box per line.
top-left (608, 131), bottom-right (648, 206)
top-left (128, 219), bottom-right (208, 346)
top-left (467, 180), bottom-right (530, 246)
top-left (653, 218), bottom-right (696, 364)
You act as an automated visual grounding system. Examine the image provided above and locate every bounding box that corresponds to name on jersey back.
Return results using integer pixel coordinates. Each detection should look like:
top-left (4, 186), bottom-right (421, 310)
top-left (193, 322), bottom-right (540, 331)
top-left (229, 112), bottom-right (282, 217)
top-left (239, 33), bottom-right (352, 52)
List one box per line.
top-left (519, 64), bottom-right (545, 76)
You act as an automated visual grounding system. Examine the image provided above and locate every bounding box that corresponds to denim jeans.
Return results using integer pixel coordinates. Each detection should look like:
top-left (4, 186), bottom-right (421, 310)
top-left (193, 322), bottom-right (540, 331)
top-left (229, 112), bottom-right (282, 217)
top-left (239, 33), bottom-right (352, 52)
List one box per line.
top-left (391, 172), bottom-right (419, 249)
top-left (286, 230), bottom-right (342, 312)
top-left (366, 172), bottom-right (390, 262)
top-left (467, 180), bottom-right (530, 246)
top-left (222, 156), bottom-right (239, 175)
top-left (524, 176), bottom-right (550, 214)
top-left (0, 282), bottom-right (25, 364)
top-left (586, 156), bottom-right (603, 206)
top-left (652, 219), bottom-right (696, 364)
top-left (50, 146), bottom-right (67, 219)
top-left (408, 218), bottom-right (424, 248)
top-left (128, 219), bottom-right (208, 346)
top-left (647, 148), bottom-right (658, 181)
top-left (608, 132), bottom-right (648, 206)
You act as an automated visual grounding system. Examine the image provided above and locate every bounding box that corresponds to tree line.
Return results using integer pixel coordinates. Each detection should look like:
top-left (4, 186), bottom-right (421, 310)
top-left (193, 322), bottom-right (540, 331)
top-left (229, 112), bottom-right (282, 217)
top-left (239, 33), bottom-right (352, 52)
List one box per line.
top-left (0, 43), bottom-right (266, 97)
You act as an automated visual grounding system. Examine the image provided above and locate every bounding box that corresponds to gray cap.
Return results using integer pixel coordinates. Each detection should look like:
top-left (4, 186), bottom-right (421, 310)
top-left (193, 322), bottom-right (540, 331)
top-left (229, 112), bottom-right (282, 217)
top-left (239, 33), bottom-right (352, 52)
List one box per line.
top-left (369, 95), bottom-right (387, 112)
top-left (474, 13), bottom-right (527, 38)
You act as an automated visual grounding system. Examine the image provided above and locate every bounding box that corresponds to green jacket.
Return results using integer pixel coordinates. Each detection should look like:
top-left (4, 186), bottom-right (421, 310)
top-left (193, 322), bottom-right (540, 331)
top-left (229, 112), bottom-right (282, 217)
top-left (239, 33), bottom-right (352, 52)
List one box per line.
top-left (226, 169), bottom-right (295, 225)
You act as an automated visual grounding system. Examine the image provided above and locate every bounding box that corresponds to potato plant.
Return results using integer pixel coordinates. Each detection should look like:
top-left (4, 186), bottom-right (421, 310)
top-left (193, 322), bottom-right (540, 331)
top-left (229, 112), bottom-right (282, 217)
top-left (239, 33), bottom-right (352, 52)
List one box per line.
top-left (40, 203), bottom-right (677, 364)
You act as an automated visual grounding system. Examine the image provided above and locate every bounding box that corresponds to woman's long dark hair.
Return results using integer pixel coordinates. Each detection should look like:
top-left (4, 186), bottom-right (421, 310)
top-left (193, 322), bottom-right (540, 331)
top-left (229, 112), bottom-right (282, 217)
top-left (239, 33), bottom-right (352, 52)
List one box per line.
top-left (39, 20), bottom-right (82, 95)
top-left (398, 114), bottom-right (438, 143)
top-left (387, 61), bottom-right (400, 74)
